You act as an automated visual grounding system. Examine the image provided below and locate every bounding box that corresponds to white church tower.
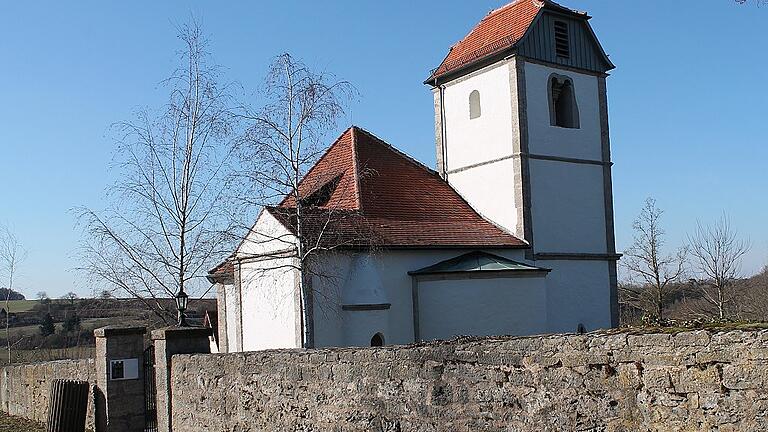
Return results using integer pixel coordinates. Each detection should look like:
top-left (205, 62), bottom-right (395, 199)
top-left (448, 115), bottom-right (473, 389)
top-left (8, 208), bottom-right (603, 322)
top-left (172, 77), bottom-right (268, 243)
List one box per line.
top-left (426, 0), bottom-right (619, 331)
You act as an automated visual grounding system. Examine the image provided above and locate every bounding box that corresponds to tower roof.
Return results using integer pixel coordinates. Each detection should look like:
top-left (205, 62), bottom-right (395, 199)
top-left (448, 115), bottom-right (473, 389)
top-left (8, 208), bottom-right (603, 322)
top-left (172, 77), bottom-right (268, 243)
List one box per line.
top-left (268, 126), bottom-right (527, 249)
top-left (426, 0), bottom-right (607, 83)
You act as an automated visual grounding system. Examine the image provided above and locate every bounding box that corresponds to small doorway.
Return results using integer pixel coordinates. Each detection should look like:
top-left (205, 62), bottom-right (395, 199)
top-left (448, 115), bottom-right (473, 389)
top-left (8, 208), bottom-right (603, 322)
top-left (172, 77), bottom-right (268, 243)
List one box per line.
top-left (143, 345), bottom-right (157, 432)
top-left (370, 332), bottom-right (385, 347)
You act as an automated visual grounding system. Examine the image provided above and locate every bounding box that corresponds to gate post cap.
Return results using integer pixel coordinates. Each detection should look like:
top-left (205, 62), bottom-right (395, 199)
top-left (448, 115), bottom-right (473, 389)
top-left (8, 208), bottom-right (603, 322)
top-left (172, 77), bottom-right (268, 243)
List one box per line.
top-left (151, 326), bottom-right (212, 341)
top-left (94, 325), bottom-right (147, 337)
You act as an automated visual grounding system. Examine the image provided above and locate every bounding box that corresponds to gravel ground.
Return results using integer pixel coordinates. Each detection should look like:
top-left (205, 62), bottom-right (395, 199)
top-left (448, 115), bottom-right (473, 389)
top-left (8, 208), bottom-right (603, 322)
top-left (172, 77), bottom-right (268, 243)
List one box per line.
top-left (0, 413), bottom-right (46, 432)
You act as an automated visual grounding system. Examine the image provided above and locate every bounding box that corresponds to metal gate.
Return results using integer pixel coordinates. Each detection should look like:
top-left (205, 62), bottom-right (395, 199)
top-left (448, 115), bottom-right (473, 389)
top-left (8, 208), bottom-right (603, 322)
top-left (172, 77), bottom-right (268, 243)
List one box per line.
top-left (143, 345), bottom-right (158, 432)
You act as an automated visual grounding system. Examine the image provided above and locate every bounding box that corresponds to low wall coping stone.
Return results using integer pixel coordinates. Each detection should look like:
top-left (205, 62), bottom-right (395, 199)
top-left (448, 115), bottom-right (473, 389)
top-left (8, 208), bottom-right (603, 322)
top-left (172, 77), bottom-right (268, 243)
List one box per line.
top-left (151, 326), bottom-right (212, 341)
top-left (93, 325), bottom-right (147, 337)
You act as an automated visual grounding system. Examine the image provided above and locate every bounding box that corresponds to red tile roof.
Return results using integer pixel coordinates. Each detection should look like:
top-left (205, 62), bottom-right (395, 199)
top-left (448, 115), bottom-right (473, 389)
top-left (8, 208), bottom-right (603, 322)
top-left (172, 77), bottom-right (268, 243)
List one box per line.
top-left (269, 126), bottom-right (527, 249)
top-left (428, 0), bottom-right (584, 82)
top-left (207, 259), bottom-right (234, 282)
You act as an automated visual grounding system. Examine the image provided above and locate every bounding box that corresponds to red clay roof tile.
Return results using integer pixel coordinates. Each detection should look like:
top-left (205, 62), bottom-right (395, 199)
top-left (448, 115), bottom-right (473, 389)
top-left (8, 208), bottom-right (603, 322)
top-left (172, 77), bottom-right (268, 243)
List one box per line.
top-left (428, 0), bottom-right (586, 82)
top-left (429, 0), bottom-right (541, 81)
top-left (272, 126), bottom-right (527, 249)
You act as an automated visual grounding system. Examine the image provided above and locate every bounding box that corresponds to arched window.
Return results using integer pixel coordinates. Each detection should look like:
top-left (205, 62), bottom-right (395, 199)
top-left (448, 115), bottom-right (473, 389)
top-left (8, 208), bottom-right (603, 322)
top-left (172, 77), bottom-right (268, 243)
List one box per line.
top-left (469, 90), bottom-right (481, 119)
top-left (370, 332), bottom-right (385, 347)
top-left (549, 75), bottom-right (580, 128)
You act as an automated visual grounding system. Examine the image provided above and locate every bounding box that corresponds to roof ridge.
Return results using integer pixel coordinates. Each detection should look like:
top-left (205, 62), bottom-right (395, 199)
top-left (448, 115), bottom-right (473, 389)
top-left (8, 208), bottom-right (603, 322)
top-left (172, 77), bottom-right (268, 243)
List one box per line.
top-left (278, 126), bottom-right (358, 208)
top-left (349, 126), bottom-right (363, 210)
top-left (426, 0), bottom-right (541, 82)
top-left (486, 0), bottom-right (535, 18)
top-left (352, 126), bottom-right (442, 179)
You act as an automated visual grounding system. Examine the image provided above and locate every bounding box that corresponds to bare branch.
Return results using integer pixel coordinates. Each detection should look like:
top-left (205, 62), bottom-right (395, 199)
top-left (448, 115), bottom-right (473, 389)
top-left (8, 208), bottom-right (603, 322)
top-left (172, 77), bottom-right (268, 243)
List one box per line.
top-left (687, 214), bottom-right (751, 320)
top-left (620, 198), bottom-right (688, 324)
top-left (77, 20), bottom-right (237, 322)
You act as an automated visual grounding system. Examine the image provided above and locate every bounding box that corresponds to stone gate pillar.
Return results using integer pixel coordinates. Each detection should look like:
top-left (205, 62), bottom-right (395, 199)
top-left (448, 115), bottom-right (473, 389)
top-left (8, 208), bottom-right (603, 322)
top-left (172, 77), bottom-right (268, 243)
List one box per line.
top-left (94, 326), bottom-right (147, 432)
top-left (151, 326), bottom-right (212, 432)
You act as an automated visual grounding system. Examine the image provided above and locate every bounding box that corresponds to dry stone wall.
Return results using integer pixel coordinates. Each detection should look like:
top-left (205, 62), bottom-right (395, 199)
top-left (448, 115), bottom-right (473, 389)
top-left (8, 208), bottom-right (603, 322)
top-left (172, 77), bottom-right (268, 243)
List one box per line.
top-left (171, 330), bottom-right (768, 432)
top-left (0, 359), bottom-right (96, 429)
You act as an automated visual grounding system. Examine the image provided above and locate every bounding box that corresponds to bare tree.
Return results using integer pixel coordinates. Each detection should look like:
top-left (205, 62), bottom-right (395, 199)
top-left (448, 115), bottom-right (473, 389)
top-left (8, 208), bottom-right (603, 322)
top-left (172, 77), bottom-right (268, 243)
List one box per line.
top-left (78, 22), bottom-right (236, 324)
top-left (0, 225), bottom-right (27, 363)
top-left (62, 291), bottom-right (78, 305)
top-left (688, 215), bottom-right (750, 321)
top-left (620, 198), bottom-right (687, 324)
top-left (740, 264), bottom-right (768, 321)
top-left (235, 53), bottom-right (369, 347)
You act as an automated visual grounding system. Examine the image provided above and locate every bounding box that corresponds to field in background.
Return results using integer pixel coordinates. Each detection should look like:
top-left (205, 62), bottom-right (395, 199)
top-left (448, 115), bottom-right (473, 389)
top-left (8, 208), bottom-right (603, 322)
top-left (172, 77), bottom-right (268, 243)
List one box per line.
top-left (0, 297), bottom-right (216, 366)
top-left (1, 300), bottom-right (36, 313)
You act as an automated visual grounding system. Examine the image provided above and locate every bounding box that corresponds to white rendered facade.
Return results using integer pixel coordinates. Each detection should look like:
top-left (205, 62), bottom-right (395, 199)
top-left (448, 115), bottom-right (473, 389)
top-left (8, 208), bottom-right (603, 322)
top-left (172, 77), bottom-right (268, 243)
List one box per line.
top-left (432, 56), bottom-right (618, 334)
top-left (213, 2), bottom-right (619, 352)
top-left (220, 243), bottom-right (550, 351)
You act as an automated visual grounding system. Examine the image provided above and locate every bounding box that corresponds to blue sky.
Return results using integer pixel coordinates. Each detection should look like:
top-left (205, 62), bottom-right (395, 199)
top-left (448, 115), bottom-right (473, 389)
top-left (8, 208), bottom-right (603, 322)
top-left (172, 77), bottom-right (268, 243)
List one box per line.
top-left (0, 1), bottom-right (766, 298)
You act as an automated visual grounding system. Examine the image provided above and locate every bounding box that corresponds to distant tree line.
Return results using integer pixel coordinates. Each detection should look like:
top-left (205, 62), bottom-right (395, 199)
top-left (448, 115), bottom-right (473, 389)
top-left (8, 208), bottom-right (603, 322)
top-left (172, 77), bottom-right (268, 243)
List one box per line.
top-left (619, 198), bottom-right (760, 326)
top-left (0, 288), bottom-right (24, 301)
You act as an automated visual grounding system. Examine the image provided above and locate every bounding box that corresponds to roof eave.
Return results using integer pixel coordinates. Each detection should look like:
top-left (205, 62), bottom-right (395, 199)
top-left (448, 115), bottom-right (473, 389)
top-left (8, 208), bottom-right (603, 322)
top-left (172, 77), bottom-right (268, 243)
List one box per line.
top-left (331, 243), bottom-right (530, 251)
top-left (424, 46), bottom-right (519, 86)
top-left (408, 268), bottom-right (551, 277)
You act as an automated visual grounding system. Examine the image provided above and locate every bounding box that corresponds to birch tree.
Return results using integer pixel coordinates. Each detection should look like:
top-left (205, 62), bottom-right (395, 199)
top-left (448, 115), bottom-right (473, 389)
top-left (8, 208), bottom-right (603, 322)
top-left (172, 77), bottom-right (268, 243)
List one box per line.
top-left (0, 225), bottom-right (26, 363)
top-left (688, 215), bottom-right (750, 321)
top-left (78, 22), bottom-right (236, 323)
top-left (235, 53), bottom-right (369, 348)
top-left (620, 198), bottom-right (687, 324)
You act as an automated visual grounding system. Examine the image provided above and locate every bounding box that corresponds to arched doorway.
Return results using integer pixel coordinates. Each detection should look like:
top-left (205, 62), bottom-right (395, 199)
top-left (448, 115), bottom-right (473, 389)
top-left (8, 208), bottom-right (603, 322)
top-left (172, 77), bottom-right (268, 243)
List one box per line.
top-left (370, 332), bottom-right (385, 347)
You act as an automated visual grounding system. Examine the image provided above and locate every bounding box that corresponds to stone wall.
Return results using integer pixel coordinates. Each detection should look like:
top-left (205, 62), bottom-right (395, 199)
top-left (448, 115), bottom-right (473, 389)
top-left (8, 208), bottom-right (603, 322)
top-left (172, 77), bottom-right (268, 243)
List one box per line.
top-left (0, 359), bottom-right (96, 429)
top-left (170, 330), bottom-right (768, 431)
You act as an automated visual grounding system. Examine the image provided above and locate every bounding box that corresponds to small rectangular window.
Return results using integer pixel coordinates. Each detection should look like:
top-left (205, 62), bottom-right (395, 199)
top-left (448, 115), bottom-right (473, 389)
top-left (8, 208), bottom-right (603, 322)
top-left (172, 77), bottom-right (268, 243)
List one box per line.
top-left (554, 20), bottom-right (570, 59)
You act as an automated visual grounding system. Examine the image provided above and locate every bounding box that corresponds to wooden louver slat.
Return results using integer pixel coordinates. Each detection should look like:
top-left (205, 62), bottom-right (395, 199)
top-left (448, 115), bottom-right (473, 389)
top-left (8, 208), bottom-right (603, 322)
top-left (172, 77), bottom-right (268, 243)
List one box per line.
top-left (554, 20), bottom-right (570, 59)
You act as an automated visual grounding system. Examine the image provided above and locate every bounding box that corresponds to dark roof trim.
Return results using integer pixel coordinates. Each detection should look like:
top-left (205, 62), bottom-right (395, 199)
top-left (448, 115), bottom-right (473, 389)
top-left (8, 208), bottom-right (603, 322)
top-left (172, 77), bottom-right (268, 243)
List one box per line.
top-left (335, 244), bottom-right (530, 252)
top-left (408, 251), bottom-right (549, 275)
top-left (341, 303), bottom-right (391, 311)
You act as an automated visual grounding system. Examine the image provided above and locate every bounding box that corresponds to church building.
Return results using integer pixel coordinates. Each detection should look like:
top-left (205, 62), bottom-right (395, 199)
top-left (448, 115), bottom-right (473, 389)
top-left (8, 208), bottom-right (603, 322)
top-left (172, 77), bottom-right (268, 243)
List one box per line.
top-left (209, 0), bottom-right (619, 352)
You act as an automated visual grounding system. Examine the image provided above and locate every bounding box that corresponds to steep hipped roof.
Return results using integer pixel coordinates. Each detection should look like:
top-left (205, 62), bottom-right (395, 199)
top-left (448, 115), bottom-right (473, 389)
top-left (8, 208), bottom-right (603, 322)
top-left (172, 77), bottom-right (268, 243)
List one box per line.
top-left (268, 126), bottom-right (527, 249)
top-left (427, 0), bottom-right (605, 83)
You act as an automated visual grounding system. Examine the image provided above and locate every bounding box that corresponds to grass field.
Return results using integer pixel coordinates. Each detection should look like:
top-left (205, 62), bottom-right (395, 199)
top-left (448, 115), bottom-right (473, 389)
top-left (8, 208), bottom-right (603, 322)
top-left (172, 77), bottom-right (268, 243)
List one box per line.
top-left (1, 300), bottom-right (37, 313)
top-left (0, 347), bottom-right (95, 367)
top-left (0, 316), bottom-right (128, 366)
top-left (0, 412), bottom-right (45, 432)
top-left (1, 317), bottom-right (126, 340)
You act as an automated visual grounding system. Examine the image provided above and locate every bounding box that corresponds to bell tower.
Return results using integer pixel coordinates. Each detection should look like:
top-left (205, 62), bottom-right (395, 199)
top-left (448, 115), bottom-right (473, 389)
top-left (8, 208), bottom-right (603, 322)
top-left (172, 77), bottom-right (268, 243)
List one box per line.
top-left (426, 0), bottom-right (620, 330)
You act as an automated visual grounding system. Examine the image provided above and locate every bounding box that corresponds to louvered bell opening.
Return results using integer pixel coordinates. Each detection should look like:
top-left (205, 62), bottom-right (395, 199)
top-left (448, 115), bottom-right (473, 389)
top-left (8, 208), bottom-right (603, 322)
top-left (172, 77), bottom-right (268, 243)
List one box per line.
top-left (554, 20), bottom-right (570, 59)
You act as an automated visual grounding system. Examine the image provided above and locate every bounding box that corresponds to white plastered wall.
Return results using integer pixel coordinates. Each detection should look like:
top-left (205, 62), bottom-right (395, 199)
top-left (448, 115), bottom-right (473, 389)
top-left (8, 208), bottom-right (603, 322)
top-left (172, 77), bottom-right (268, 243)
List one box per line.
top-left (539, 260), bottom-right (612, 333)
top-left (522, 61), bottom-right (612, 332)
top-left (223, 283), bottom-right (238, 352)
top-left (442, 61), bottom-right (515, 171)
top-left (523, 61), bottom-right (607, 254)
top-left (447, 159), bottom-right (518, 235)
top-left (240, 257), bottom-right (298, 350)
top-left (237, 210), bottom-right (300, 351)
top-left (310, 248), bottom-right (538, 348)
top-left (440, 60), bottom-right (521, 234)
top-left (529, 159), bottom-right (607, 254)
top-left (523, 62), bottom-right (602, 160)
top-left (418, 275), bottom-right (547, 341)
top-left (436, 57), bottom-right (614, 333)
